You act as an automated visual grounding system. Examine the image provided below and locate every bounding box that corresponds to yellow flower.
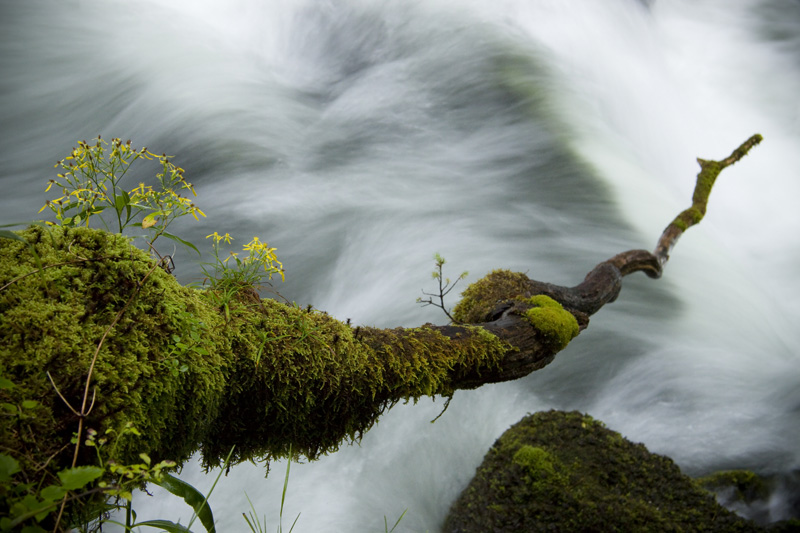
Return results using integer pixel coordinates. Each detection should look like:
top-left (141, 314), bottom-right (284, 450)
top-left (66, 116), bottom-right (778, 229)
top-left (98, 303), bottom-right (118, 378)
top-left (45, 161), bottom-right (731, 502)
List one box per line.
top-left (205, 232), bottom-right (232, 244)
top-left (242, 236), bottom-right (260, 252)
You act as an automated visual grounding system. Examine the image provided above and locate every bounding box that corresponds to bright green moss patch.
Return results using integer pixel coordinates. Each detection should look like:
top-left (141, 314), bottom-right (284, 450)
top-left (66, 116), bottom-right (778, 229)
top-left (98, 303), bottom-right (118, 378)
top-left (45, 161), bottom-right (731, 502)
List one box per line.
top-left (443, 410), bottom-right (761, 533)
top-left (512, 445), bottom-right (555, 472)
top-left (524, 295), bottom-right (579, 351)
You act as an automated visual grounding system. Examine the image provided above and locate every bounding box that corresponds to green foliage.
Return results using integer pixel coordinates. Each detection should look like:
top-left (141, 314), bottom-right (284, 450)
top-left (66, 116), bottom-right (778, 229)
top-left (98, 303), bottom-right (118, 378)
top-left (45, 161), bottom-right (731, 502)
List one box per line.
top-left (0, 224), bottom-right (230, 529)
top-left (160, 311), bottom-right (211, 377)
top-left (0, 400), bottom-right (225, 533)
top-left (0, 451), bottom-right (103, 533)
top-left (40, 136), bottom-right (205, 252)
top-left (0, 225), bottom-right (228, 468)
top-left (152, 473), bottom-right (217, 533)
top-left (200, 232), bottom-right (285, 318)
top-left (0, 422), bottom-right (185, 533)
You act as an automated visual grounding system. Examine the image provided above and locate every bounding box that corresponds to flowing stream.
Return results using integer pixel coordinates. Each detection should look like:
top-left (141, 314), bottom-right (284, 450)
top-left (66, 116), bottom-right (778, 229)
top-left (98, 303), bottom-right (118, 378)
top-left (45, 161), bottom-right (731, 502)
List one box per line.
top-left (1, 0), bottom-right (799, 530)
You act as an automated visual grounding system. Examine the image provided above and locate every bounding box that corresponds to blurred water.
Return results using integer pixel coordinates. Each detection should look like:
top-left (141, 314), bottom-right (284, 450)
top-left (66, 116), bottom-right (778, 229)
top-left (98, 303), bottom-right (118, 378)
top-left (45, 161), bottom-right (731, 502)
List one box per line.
top-left (1, 0), bottom-right (798, 529)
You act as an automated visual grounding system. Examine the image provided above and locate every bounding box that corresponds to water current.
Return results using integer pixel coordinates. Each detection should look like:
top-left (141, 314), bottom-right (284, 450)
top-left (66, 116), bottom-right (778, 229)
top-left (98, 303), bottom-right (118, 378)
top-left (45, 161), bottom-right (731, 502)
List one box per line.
top-left (1, 0), bottom-right (798, 530)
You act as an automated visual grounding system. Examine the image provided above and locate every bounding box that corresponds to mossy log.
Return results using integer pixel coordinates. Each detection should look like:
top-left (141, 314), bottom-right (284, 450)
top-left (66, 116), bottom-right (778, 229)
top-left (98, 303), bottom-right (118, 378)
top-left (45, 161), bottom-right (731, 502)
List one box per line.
top-left (0, 135), bottom-right (761, 526)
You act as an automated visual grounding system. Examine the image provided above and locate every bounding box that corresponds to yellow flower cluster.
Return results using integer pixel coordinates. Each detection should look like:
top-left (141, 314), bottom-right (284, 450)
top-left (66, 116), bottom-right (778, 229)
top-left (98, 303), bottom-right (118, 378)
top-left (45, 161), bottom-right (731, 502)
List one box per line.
top-left (205, 233), bottom-right (285, 282)
top-left (40, 136), bottom-right (205, 243)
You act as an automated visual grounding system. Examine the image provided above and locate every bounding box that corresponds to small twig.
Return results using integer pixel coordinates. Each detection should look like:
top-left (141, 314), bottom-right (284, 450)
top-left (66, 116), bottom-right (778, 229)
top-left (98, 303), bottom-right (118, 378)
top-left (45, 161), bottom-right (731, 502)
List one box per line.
top-left (417, 254), bottom-right (467, 322)
top-left (46, 371), bottom-right (79, 417)
top-left (430, 395), bottom-right (453, 423)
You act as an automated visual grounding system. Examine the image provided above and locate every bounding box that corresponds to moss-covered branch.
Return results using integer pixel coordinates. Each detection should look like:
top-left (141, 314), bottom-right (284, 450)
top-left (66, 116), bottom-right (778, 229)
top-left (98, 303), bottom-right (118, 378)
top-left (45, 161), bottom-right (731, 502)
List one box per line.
top-left (0, 226), bottom-right (528, 473)
top-left (0, 135), bottom-right (762, 527)
top-left (653, 133), bottom-right (763, 268)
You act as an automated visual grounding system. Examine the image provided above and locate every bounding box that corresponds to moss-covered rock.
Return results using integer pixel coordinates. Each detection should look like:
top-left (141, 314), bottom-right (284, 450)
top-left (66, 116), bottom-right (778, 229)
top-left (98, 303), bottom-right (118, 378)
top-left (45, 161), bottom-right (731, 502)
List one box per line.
top-left (697, 470), bottom-right (771, 507)
top-left (443, 410), bottom-right (762, 532)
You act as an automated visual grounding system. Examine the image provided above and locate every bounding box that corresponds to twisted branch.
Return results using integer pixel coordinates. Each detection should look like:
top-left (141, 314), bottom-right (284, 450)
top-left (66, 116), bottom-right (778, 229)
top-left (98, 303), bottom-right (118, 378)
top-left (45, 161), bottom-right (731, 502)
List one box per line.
top-left (552, 133), bottom-right (764, 312)
top-left (440, 134), bottom-right (764, 387)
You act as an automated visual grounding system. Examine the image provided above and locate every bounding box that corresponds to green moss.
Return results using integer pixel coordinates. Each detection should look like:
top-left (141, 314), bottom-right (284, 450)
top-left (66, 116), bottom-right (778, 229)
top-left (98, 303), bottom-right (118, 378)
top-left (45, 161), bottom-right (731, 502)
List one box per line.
top-left (0, 226), bottom-right (228, 472)
top-left (513, 445), bottom-right (554, 471)
top-left (0, 224), bottom-right (516, 522)
top-left (452, 269), bottom-right (531, 324)
top-left (511, 445), bottom-right (570, 497)
top-left (696, 470), bottom-right (770, 505)
top-left (524, 295), bottom-right (579, 351)
top-left (444, 411), bottom-right (761, 532)
top-left (452, 273), bottom-right (579, 352)
top-left (693, 159), bottom-right (722, 207)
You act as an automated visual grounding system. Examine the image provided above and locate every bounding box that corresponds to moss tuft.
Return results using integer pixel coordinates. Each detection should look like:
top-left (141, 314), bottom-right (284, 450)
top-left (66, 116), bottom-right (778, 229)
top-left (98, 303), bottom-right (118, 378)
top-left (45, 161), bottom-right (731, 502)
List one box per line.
top-left (452, 270), bottom-right (531, 324)
top-left (0, 226), bottom-right (228, 473)
top-left (524, 295), bottom-right (579, 351)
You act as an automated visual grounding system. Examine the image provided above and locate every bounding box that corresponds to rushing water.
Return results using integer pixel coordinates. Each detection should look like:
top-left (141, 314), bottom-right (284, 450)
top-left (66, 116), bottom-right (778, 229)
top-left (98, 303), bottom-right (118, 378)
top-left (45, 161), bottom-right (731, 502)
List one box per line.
top-left (2, 0), bottom-right (799, 530)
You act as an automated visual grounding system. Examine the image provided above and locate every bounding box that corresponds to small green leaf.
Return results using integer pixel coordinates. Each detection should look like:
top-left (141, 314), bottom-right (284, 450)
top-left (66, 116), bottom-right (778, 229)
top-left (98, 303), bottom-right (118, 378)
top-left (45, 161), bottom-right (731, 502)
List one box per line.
top-left (39, 485), bottom-right (67, 501)
top-left (21, 525), bottom-right (49, 533)
top-left (153, 473), bottom-right (215, 533)
top-left (114, 193), bottom-right (128, 212)
top-left (0, 376), bottom-right (15, 389)
top-left (133, 519), bottom-right (195, 533)
top-left (21, 400), bottom-right (39, 410)
top-left (57, 465), bottom-right (104, 490)
top-left (0, 453), bottom-right (21, 482)
top-left (161, 231), bottom-right (201, 256)
top-left (123, 189), bottom-right (132, 222)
